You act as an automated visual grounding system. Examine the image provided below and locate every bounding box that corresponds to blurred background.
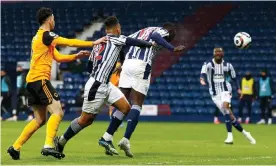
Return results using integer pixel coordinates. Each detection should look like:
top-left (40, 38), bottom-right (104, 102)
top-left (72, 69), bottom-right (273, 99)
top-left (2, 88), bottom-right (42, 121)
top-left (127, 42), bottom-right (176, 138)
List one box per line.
top-left (1, 1), bottom-right (276, 123)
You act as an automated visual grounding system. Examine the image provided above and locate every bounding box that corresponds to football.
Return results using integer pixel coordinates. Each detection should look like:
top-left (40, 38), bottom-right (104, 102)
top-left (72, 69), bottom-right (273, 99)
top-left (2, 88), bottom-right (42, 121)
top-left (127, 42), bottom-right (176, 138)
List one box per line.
top-left (234, 32), bottom-right (252, 49)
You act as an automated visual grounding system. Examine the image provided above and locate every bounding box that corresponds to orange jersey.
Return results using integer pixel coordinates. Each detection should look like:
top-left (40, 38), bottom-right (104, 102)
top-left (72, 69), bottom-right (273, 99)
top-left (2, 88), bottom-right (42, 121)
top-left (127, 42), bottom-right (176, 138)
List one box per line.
top-left (110, 62), bottom-right (121, 86)
top-left (26, 29), bottom-right (93, 83)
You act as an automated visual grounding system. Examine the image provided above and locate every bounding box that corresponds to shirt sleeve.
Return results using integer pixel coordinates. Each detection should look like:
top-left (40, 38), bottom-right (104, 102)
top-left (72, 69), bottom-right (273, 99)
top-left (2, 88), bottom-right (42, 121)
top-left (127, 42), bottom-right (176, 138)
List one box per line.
top-left (109, 35), bottom-right (127, 46)
top-left (229, 63), bottom-right (240, 89)
top-left (150, 32), bottom-right (174, 52)
top-left (201, 62), bottom-right (207, 74)
top-left (53, 48), bottom-right (77, 63)
top-left (42, 31), bottom-right (93, 47)
top-left (155, 28), bottom-right (170, 38)
top-left (200, 62), bottom-right (208, 81)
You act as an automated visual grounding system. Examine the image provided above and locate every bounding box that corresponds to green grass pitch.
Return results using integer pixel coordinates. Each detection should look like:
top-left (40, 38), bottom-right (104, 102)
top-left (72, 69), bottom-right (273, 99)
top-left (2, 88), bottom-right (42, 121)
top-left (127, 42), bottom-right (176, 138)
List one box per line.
top-left (1, 121), bottom-right (276, 165)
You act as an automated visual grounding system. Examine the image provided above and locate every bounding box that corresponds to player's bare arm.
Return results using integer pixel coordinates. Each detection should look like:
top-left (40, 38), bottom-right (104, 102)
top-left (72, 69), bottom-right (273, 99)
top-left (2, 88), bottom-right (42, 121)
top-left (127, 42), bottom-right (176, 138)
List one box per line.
top-left (53, 49), bottom-right (90, 63)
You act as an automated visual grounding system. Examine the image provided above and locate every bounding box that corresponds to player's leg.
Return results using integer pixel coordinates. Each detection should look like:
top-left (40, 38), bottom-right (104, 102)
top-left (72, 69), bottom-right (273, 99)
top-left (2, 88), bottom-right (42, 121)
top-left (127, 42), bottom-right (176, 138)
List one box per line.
top-left (7, 105), bottom-right (47, 160)
top-left (214, 107), bottom-right (220, 124)
top-left (257, 97), bottom-right (266, 124)
top-left (99, 84), bottom-right (130, 155)
top-left (40, 99), bottom-right (64, 154)
top-left (238, 98), bottom-right (245, 123)
top-left (118, 88), bottom-right (132, 128)
top-left (221, 92), bottom-right (256, 144)
top-left (211, 94), bottom-right (233, 143)
top-left (117, 89), bottom-right (144, 158)
top-left (221, 102), bottom-right (234, 144)
top-left (55, 78), bottom-right (105, 154)
top-left (55, 111), bottom-right (97, 154)
top-left (123, 89), bottom-right (144, 140)
top-left (267, 97), bottom-right (273, 125)
top-left (245, 99), bottom-right (252, 124)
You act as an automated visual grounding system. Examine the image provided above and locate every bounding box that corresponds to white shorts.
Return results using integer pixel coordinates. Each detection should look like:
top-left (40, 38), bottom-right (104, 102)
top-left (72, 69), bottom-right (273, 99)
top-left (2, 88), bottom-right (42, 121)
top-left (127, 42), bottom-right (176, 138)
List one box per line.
top-left (211, 91), bottom-right (232, 115)
top-left (82, 77), bottom-right (125, 114)
top-left (119, 59), bottom-right (151, 95)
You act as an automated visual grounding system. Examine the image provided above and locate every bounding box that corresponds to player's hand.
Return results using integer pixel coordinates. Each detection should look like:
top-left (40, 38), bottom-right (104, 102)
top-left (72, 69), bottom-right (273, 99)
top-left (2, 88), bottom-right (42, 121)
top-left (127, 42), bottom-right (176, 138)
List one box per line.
top-left (200, 78), bottom-right (206, 86)
top-left (76, 50), bottom-right (90, 59)
top-left (94, 37), bottom-right (108, 45)
top-left (239, 94), bottom-right (243, 100)
top-left (151, 41), bottom-right (157, 47)
top-left (113, 65), bottom-right (122, 76)
top-left (238, 89), bottom-right (242, 94)
top-left (173, 45), bottom-right (185, 52)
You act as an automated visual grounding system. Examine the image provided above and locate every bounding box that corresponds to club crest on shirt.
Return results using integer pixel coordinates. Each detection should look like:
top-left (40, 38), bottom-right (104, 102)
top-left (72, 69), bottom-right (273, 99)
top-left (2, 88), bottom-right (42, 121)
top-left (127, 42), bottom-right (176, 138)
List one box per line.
top-left (49, 32), bottom-right (58, 38)
top-left (92, 44), bottom-right (105, 61)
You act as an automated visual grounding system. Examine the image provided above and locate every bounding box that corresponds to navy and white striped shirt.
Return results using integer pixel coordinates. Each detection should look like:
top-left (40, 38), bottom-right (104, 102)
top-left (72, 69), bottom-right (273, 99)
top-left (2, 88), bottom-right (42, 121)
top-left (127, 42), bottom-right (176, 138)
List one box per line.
top-left (88, 35), bottom-right (127, 83)
top-left (87, 34), bottom-right (152, 84)
top-left (201, 59), bottom-right (238, 96)
top-left (125, 27), bottom-right (170, 65)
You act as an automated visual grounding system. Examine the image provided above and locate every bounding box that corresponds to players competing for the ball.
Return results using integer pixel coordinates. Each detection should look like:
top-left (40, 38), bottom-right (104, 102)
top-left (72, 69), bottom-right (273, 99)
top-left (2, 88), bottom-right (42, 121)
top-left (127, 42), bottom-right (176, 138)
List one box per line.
top-left (109, 24), bottom-right (185, 157)
top-left (200, 47), bottom-right (256, 145)
top-left (54, 16), bottom-right (155, 156)
top-left (7, 7), bottom-right (107, 160)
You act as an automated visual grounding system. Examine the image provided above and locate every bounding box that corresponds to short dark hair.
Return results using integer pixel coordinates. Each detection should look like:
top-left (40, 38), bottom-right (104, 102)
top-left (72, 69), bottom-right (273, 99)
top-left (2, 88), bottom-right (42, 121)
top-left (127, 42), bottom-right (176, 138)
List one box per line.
top-left (36, 7), bottom-right (53, 25)
top-left (104, 16), bottom-right (119, 29)
top-left (163, 22), bottom-right (176, 42)
top-left (163, 22), bottom-right (175, 31)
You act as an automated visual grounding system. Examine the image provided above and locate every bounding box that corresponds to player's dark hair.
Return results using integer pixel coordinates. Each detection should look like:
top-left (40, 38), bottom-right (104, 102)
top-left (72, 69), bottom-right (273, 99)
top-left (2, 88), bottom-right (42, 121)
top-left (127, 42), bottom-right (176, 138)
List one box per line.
top-left (104, 16), bottom-right (119, 29)
top-left (36, 7), bottom-right (53, 25)
top-left (163, 22), bottom-right (176, 42)
top-left (163, 22), bottom-right (175, 31)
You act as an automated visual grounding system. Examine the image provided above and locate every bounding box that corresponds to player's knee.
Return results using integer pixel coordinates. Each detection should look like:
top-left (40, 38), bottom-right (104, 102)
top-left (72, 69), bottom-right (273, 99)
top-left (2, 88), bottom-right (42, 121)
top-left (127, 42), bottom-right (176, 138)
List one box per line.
top-left (78, 114), bottom-right (94, 127)
top-left (222, 103), bottom-right (230, 109)
top-left (57, 109), bottom-right (64, 118)
top-left (35, 118), bottom-right (46, 126)
top-left (122, 103), bottom-right (131, 114)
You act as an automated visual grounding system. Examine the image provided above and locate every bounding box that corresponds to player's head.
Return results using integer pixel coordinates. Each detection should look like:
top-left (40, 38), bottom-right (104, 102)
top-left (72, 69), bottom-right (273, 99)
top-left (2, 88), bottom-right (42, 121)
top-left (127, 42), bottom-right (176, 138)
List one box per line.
top-left (213, 47), bottom-right (224, 63)
top-left (245, 71), bottom-right (252, 80)
top-left (16, 65), bottom-right (23, 72)
top-left (104, 16), bottom-right (121, 35)
top-left (36, 7), bottom-right (55, 30)
top-left (260, 69), bottom-right (267, 78)
top-left (1, 69), bottom-right (6, 76)
top-left (163, 22), bottom-right (176, 42)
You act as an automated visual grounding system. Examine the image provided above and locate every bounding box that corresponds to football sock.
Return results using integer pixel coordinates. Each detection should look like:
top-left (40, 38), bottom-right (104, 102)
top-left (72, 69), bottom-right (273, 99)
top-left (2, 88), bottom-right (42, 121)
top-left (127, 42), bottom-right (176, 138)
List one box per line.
top-left (44, 114), bottom-right (62, 148)
top-left (124, 105), bottom-right (141, 139)
top-left (105, 110), bottom-right (125, 140)
top-left (109, 107), bottom-right (116, 119)
top-left (232, 118), bottom-right (244, 132)
top-left (59, 118), bottom-right (83, 146)
top-left (225, 113), bottom-right (232, 133)
top-left (13, 119), bottom-right (40, 151)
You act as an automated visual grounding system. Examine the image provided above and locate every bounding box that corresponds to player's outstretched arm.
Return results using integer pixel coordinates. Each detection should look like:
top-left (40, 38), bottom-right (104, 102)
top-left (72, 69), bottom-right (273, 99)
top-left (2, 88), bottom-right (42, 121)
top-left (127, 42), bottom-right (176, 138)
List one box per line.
top-left (151, 32), bottom-right (185, 52)
top-left (125, 37), bottom-right (153, 48)
top-left (42, 32), bottom-right (107, 47)
top-left (52, 36), bottom-right (107, 47)
top-left (200, 62), bottom-right (207, 86)
top-left (229, 63), bottom-right (241, 92)
top-left (53, 48), bottom-right (90, 63)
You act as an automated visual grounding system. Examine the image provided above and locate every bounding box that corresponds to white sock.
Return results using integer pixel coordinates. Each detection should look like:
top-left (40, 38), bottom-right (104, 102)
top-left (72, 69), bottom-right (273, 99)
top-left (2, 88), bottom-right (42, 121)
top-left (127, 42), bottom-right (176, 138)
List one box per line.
top-left (44, 145), bottom-right (54, 148)
top-left (103, 132), bottom-right (113, 141)
top-left (123, 137), bottom-right (129, 141)
top-left (59, 135), bottom-right (67, 146)
top-left (227, 132), bottom-right (233, 138)
top-left (214, 117), bottom-right (218, 121)
top-left (242, 129), bottom-right (247, 135)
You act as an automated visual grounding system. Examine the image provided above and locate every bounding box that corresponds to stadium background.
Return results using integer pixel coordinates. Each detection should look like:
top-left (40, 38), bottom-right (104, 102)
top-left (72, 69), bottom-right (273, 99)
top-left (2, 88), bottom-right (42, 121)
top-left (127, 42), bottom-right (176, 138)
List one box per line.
top-left (1, 1), bottom-right (276, 122)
